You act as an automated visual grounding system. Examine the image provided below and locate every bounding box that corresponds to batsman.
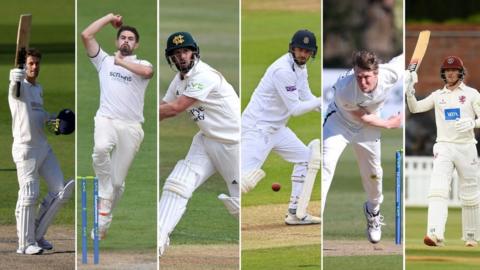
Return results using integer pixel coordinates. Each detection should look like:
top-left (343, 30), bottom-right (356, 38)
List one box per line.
top-left (158, 31), bottom-right (240, 257)
top-left (406, 56), bottom-right (480, 247)
top-left (241, 29), bottom-right (322, 225)
top-left (9, 47), bottom-right (75, 254)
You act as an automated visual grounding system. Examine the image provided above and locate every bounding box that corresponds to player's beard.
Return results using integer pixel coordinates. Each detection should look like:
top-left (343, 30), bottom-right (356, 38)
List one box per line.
top-left (294, 56), bottom-right (308, 66)
top-left (119, 44), bottom-right (133, 56)
top-left (172, 56), bottom-right (195, 73)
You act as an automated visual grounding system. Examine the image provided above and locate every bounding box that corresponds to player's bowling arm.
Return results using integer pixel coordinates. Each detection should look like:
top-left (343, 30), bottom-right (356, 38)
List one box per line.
top-left (159, 95), bottom-right (197, 121)
top-left (81, 14), bottom-right (117, 57)
top-left (352, 109), bottom-right (402, 129)
top-left (114, 54), bottom-right (154, 79)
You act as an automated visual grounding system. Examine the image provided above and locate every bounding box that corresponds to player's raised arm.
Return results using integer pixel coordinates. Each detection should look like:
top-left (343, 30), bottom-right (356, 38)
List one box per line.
top-left (81, 13), bottom-right (122, 57)
top-left (405, 70), bottom-right (435, 113)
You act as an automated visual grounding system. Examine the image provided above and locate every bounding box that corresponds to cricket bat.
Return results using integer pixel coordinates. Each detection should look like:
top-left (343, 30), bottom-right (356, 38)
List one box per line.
top-left (407, 30), bottom-right (430, 72)
top-left (14, 14), bottom-right (32, 97)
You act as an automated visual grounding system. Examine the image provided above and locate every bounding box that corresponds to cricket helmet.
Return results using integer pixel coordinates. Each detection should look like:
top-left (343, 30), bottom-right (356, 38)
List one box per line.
top-left (440, 56), bottom-right (465, 82)
top-left (165, 32), bottom-right (200, 58)
top-left (289, 29), bottom-right (317, 58)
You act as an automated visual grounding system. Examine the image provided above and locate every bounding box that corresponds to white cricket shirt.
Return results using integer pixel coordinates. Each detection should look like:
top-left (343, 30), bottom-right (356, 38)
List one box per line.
top-left (242, 53), bottom-right (317, 131)
top-left (163, 60), bottom-right (240, 144)
top-left (8, 80), bottom-right (49, 146)
top-left (407, 82), bottom-right (480, 144)
top-left (90, 48), bottom-right (152, 123)
top-left (332, 54), bottom-right (404, 130)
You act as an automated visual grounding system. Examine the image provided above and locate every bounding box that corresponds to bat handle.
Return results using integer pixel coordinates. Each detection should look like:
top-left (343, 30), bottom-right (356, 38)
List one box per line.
top-left (16, 81), bottom-right (21, 97)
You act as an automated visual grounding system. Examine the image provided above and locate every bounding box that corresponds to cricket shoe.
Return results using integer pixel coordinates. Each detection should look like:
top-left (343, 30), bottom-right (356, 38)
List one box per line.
top-left (465, 240), bottom-right (478, 247)
top-left (91, 225), bottom-right (108, 240)
top-left (364, 202), bottom-right (385, 244)
top-left (91, 213), bottom-right (112, 240)
top-left (159, 236), bottom-right (170, 257)
top-left (285, 213), bottom-right (321, 225)
top-left (423, 234), bottom-right (445, 247)
top-left (17, 244), bottom-right (43, 255)
top-left (37, 237), bottom-right (53, 250)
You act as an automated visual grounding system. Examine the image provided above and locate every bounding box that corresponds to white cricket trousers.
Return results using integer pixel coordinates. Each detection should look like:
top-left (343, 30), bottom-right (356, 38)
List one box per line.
top-left (158, 132), bottom-right (239, 253)
top-left (241, 126), bottom-right (310, 210)
top-left (427, 142), bottom-right (480, 240)
top-left (92, 116), bottom-right (144, 202)
top-left (13, 143), bottom-right (64, 250)
top-left (322, 111), bottom-right (384, 215)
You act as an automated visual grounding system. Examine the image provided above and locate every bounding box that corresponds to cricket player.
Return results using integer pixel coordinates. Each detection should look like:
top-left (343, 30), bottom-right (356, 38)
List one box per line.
top-left (8, 48), bottom-right (75, 255)
top-left (81, 13), bottom-right (153, 239)
top-left (406, 56), bottom-right (480, 247)
top-left (241, 29), bottom-right (322, 225)
top-left (322, 51), bottom-right (403, 243)
top-left (158, 31), bottom-right (240, 256)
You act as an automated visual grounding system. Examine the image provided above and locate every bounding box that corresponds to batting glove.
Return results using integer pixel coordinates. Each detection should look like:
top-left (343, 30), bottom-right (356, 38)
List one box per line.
top-left (455, 117), bottom-right (475, 133)
top-left (404, 70), bottom-right (417, 96)
top-left (9, 68), bottom-right (26, 83)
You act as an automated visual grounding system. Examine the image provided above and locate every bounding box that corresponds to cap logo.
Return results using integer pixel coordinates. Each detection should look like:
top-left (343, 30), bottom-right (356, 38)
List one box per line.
top-left (303, 36), bottom-right (309, 44)
top-left (172, 35), bottom-right (184, 45)
top-left (447, 57), bottom-right (454, 64)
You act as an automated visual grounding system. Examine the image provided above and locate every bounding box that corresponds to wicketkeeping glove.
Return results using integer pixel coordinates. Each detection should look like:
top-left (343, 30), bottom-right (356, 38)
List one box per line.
top-left (9, 68), bottom-right (25, 83)
top-left (455, 117), bottom-right (475, 133)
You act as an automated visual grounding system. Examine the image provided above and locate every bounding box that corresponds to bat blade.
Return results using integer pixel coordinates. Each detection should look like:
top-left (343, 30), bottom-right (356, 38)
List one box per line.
top-left (15, 14), bottom-right (32, 67)
top-left (14, 14), bottom-right (32, 97)
top-left (407, 30), bottom-right (430, 72)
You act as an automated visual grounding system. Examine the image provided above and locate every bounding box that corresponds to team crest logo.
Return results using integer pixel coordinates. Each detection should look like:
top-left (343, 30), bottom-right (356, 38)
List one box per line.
top-left (447, 57), bottom-right (454, 64)
top-left (172, 35), bottom-right (184, 45)
top-left (459, 95), bottom-right (466, 104)
top-left (303, 36), bottom-right (309, 44)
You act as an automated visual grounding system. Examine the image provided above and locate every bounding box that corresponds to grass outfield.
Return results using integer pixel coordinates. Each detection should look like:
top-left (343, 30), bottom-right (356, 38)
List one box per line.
top-left (77, 0), bottom-right (157, 250)
top-left (406, 207), bottom-right (480, 269)
top-left (0, 0), bottom-right (75, 225)
top-left (159, 0), bottom-right (239, 246)
top-left (242, 245), bottom-right (320, 270)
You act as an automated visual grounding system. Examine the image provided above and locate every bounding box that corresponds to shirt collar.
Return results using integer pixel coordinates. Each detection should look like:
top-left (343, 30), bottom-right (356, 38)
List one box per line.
top-left (441, 82), bottom-right (465, 92)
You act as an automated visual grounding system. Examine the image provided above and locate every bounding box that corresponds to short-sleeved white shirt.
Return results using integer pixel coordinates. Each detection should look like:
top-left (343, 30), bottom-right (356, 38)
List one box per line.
top-left (90, 48), bottom-right (152, 123)
top-left (407, 83), bottom-right (480, 144)
top-left (8, 80), bottom-right (49, 147)
top-left (242, 53), bottom-right (316, 131)
top-left (163, 60), bottom-right (240, 144)
top-left (332, 54), bottom-right (404, 129)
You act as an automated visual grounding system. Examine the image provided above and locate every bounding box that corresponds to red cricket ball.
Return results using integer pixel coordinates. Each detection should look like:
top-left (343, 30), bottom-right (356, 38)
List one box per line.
top-left (272, 182), bottom-right (281, 192)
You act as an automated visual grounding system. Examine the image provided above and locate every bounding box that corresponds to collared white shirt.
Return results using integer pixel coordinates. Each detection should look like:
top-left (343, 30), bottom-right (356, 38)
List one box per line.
top-left (8, 80), bottom-right (49, 146)
top-left (163, 60), bottom-right (240, 144)
top-left (407, 82), bottom-right (480, 144)
top-left (242, 53), bottom-right (316, 131)
top-left (332, 54), bottom-right (404, 129)
top-left (90, 48), bottom-right (152, 123)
